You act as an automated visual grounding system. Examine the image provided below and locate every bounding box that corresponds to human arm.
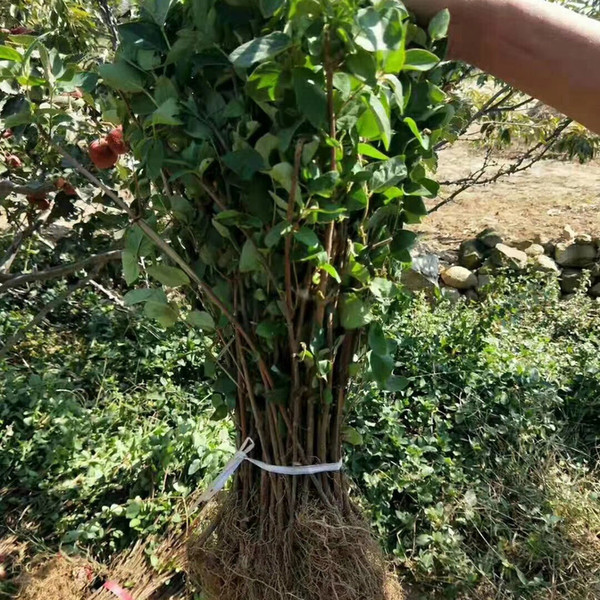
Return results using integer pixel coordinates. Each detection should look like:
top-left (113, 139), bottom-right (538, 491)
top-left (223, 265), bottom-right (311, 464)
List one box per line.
top-left (405, 0), bottom-right (600, 134)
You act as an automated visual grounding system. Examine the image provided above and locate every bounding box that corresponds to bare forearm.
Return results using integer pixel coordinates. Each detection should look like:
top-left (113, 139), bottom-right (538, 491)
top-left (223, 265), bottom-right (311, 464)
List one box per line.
top-left (409, 0), bottom-right (600, 133)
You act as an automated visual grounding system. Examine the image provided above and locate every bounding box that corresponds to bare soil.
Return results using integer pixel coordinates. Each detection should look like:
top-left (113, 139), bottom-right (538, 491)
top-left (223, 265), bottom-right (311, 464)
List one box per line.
top-left (417, 141), bottom-right (600, 252)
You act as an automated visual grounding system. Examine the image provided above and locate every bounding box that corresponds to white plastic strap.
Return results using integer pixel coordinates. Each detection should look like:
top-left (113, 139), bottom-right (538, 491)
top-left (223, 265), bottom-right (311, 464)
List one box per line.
top-left (199, 437), bottom-right (343, 503)
top-left (246, 457), bottom-right (343, 475)
top-left (198, 437), bottom-right (255, 503)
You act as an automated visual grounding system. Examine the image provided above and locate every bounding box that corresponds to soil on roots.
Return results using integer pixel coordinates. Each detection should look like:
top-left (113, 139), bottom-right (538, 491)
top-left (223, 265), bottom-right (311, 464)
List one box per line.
top-left (188, 493), bottom-right (403, 600)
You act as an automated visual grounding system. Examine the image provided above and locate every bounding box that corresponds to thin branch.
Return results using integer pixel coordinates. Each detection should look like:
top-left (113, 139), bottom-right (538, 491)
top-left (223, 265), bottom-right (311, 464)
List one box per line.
top-left (46, 137), bottom-right (271, 376)
top-left (435, 85), bottom-right (513, 152)
top-left (0, 250), bottom-right (121, 291)
top-left (429, 118), bottom-right (572, 213)
top-left (0, 214), bottom-right (49, 273)
top-left (0, 179), bottom-right (55, 198)
top-left (95, 0), bottom-right (119, 50)
top-left (0, 268), bottom-right (98, 359)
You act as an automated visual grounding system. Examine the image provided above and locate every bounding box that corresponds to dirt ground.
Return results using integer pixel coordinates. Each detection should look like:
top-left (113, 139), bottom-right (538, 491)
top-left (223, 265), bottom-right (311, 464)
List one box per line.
top-left (417, 141), bottom-right (600, 252)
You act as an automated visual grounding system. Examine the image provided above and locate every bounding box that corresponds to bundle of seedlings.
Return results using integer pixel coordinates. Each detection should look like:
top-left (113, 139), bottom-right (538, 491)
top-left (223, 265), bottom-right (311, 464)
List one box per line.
top-left (63, 0), bottom-right (452, 598)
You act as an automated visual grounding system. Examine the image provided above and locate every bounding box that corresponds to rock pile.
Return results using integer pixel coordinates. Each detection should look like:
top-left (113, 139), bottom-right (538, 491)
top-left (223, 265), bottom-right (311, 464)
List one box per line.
top-left (402, 226), bottom-right (600, 300)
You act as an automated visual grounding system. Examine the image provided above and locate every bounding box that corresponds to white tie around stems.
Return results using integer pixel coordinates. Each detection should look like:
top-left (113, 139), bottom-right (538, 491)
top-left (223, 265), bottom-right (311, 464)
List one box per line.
top-left (199, 437), bottom-right (343, 503)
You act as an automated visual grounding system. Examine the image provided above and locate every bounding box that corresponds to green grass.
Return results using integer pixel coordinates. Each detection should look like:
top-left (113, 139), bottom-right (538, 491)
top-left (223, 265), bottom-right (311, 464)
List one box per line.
top-left (1, 272), bottom-right (599, 599)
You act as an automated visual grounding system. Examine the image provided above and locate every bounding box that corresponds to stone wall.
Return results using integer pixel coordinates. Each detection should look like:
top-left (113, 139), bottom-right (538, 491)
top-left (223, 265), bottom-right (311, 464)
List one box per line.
top-left (401, 226), bottom-right (600, 301)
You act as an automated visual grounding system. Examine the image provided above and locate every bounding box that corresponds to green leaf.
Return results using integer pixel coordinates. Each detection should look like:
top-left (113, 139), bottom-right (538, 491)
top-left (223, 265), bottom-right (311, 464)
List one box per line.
top-left (403, 49), bottom-right (440, 72)
top-left (0, 46), bottom-right (23, 62)
top-left (369, 277), bottom-right (395, 300)
top-left (122, 250), bottom-right (140, 285)
top-left (149, 98), bottom-right (183, 127)
top-left (355, 7), bottom-right (404, 52)
top-left (142, 0), bottom-right (173, 25)
top-left (359, 94), bottom-right (391, 150)
top-left (98, 62), bottom-right (145, 92)
top-left (146, 139), bottom-right (164, 179)
top-left (383, 74), bottom-right (404, 111)
top-left (293, 67), bottom-right (327, 129)
top-left (265, 221), bottom-right (292, 248)
top-left (256, 320), bottom-right (286, 339)
top-left (391, 230), bottom-right (417, 258)
top-left (404, 117), bottom-right (429, 149)
top-left (342, 426), bottom-right (363, 445)
top-left (123, 288), bottom-right (165, 306)
top-left (370, 156), bottom-right (407, 192)
top-left (170, 195), bottom-right (194, 223)
top-left (223, 148), bottom-right (265, 181)
top-left (404, 196), bottom-right (428, 216)
top-left (340, 294), bottom-right (371, 329)
top-left (294, 227), bottom-right (320, 248)
top-left (188, 459), bottom-right (202, 475)
top-left (247, 62), bottom-right (282, 103)
top-left (428, 9), bottom-right (450, 41)
top-left (260, 0), bottom-right (284, 17)
top-left (210, 404), bottom-right (229, 421)
top-left (368, 323), bottom-right (388, 356)
top-left (147, 264), bottom-right (190, 287)
top-left (358, 143), bottom-right (389, 161)
top-left (384, 375), bottom-right (409, 392)
top-left (346, 50), bottom-right (377, 86)
top-left (319, 262), bottom-right (341, 283)
top-left (369, 351), bottom-right (394, 383)
top-left (307, 171), bottom-right (339, 197)
top-left (186, 310), bottom-right (215, 330)
top-left (144, 299), bottom-right (178, 328)
top-left (239, 239), bottom-right (262, 272)
top-left (229, 32), bottom-right (291, 68)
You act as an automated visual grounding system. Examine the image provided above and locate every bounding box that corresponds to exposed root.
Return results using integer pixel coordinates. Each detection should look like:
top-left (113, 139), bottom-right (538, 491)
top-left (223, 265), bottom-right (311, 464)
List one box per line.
top-left (15, 553), bottom-right (101, 600)
top-left (188, 494), bottom-right (403, 600)
top-left (88, 533), bottom-right (186, 600)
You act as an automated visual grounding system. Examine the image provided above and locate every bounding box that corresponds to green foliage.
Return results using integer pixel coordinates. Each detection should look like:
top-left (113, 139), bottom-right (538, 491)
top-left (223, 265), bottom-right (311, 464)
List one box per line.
top-left (0, 284), bottom-right (232, 558)
top-left (348, 274), bottom-right (600, 598)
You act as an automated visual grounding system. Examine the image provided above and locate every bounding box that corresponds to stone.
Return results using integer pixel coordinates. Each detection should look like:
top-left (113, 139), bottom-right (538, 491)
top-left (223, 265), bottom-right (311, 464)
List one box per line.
top-left (532, 254), bottom-right (560, 274)
top-left (458, 239), bottom-right (485, 270)
top-left (401, 254), bottom-right (440, 292)
top-left (464, 289), bottom-right (479, 301)
top-left (441, 287), bottom-right (462, 303)
top-left (533, 233), bottom-right (550, 246)
top-left (590, 282), bottom-right (600, 298)
top-left (560, 225), bottom-right (576, 241)
top-left (543, 241), bottom-right (556, 256)
top-left (524, 243), bottom-right (545, 257)
top-left (554, 241), bottom-right (596, 268)
top-left (477, 228), bottom-right (503, 249)
top-left (490, 243), bottom-right (528, 269)
top-left (560, 268), bottom-right (585, 294)
top-left (591, 263), bottom-right (600, 280)
top-left (477, 272), bottom-right (492, 289)
top-left (441, 266), bottom-right (478, 290)
top-left (575, 233), bottom-right (592, 244)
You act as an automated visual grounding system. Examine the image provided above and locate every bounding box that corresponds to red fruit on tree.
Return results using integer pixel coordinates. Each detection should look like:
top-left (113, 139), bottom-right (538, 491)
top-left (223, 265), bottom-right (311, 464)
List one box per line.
top-left (1, 129), bottom-right (13, 139)
top-left (26, 192), bottom-right (50, 211)
top-left (6, 154), bottom-right (22, 169)
top-left (9, 26), bottom-right (35, 35)
top-left (67, 89), bottom-right (83, 99)
top-left (105, 126), bottom-right (129, 155)
top-left (63, 183), bottom-right (78, 197)
top-left (89, 139), bottom-right (118, 170)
